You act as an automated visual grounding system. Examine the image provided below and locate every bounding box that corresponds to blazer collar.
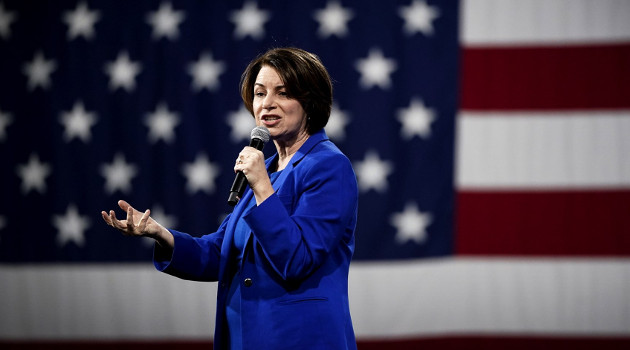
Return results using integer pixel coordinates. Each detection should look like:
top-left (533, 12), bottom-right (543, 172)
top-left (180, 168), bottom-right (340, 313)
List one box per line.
top-left (265, 128), bottom-right (329, 169)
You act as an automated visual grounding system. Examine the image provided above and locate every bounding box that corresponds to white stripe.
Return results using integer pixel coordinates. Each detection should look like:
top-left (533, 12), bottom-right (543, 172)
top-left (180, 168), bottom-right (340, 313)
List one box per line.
top-left (1, 260), bottom-right (629, 339)
top-left (0, 265), bottom-right (216, 340)
top-left (350, 258), bottom-right (630, 338)
top-left (456, 111), bottom-right (630, 189)
top-left (462, 0), bottom-right (630, 46)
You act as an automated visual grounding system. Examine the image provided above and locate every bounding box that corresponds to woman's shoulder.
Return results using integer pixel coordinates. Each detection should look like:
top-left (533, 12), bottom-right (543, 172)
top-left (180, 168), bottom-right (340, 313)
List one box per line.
top-left (307, 139), bottom-right (350, 163)
top-left (294, 140), bottom-right (354, 180)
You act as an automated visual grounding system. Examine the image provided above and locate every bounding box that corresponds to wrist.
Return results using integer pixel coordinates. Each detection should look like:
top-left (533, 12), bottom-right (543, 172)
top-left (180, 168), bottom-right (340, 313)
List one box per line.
top-left (252, 180), bottom-right (275, 205)
top-left (154, 226), bottom-right (174, 249)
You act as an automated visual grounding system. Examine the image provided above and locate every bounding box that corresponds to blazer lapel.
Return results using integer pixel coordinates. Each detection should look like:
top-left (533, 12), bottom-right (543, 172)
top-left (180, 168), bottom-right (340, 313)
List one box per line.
top-left (218, 188), bottom-right (254, 281)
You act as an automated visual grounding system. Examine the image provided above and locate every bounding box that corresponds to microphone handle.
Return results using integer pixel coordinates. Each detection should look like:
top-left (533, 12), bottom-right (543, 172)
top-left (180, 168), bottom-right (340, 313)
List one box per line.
top-left (227, 137), bottom-right (266, 206)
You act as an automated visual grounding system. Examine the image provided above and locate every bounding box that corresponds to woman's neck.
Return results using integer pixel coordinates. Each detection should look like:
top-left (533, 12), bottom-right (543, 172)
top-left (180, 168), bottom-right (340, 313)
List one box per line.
top-left (274, 132), bottom-right (309, 171)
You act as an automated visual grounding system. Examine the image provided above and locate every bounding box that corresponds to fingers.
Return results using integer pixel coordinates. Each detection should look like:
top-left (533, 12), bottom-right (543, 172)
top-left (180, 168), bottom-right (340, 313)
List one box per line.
top-left (110, 210), bottom-right (125, 230)
top-left (119, 199), bottom-right (135, 213)
top-left (235, 148), bottom-right (264, 174)
top-left (128, 207), bottom-right (150, 230)
top-left (234, 161), bottom-right (244, 174)
top-left (238, 147), bottom-right (263, 161)
top-left (139, 209), bottom-right (150, 227)
top-left (104, 209), bottom-right (124, 233)
top-left (126, 207), bottom-right (135, 231)
top-left (101, 211), bottom-right (112, 226)
top-left (234, 154), bottom-right (246, 174)
top-left (101, 208), bottom-right (121, 227)
top-left (102, 201), bottom-right (152, 237)
top-left (100, 207), bottom-right (127, 232)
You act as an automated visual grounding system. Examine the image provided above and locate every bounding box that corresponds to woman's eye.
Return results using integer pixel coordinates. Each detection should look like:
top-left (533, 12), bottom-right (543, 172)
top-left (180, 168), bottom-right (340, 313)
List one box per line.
top-left (255, 92), bottom-right (265, 97)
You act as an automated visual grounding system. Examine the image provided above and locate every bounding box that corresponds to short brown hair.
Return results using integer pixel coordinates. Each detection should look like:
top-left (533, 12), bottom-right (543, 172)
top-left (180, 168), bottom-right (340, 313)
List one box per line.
top-left (240, 47), bottom-right (333, 134)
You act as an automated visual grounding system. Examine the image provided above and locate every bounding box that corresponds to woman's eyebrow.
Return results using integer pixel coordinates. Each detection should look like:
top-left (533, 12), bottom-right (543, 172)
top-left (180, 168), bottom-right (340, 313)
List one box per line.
top-left (254, 82), bottom-right (285, 89)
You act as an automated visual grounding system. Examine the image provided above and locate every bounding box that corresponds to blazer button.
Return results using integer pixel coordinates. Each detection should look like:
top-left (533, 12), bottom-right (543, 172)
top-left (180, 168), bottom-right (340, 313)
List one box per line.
top-left (243, 278), bottom-right (253, 287)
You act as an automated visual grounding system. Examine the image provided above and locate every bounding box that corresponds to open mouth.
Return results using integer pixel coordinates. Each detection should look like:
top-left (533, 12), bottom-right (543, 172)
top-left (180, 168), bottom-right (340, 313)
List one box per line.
top-left (261, 115), bottom-right (281, 125)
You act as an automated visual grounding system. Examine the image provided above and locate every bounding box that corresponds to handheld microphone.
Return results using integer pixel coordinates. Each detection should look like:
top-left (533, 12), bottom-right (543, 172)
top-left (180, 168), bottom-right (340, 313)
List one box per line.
top-left (227, 126), bottom-right (270, 206)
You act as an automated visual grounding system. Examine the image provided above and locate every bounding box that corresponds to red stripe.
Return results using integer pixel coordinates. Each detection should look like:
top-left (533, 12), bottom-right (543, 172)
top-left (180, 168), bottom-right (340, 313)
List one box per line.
top-left (360, 336), bottom-right (630, 350)
top-left (455, 190), bottom-right (630, 256)
top-left (0, 341), bottom-right (212, 350)
top-left (2, 337), bottom-right (630, 350)
top-left (460, 44), bottom-right (630, 110)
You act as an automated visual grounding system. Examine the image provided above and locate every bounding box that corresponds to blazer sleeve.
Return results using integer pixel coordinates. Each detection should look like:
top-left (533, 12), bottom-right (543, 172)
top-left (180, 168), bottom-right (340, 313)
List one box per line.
top-left (153, 214), bottom-right (230, 282)
top-left (243, 150), bottom-right (358, 281)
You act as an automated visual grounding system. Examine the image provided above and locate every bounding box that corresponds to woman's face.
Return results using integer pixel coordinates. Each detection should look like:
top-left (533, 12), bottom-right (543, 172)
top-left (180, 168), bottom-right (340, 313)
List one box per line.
top-left (253, 65), bottom-right (307, 143)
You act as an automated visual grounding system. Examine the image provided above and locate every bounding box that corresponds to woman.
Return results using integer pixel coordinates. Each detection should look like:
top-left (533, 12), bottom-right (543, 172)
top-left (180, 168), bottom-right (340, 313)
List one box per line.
top-left (101, 47), bottom-right (359, 350)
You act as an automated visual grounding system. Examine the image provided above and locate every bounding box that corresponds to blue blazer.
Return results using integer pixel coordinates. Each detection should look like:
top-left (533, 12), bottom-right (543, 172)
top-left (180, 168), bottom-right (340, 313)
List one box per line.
top-left (154, 130), bottom-right (358, 350)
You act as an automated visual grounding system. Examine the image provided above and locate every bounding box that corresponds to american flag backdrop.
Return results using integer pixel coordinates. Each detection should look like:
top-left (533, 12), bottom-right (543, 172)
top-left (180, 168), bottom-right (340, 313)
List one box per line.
top-left (1, 0), bottom-right (629, 349)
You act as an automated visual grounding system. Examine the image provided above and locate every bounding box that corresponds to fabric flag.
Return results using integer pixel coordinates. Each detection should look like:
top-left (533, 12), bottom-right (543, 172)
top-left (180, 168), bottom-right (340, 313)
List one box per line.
top-left (0, 0), bottom-right (629, 348)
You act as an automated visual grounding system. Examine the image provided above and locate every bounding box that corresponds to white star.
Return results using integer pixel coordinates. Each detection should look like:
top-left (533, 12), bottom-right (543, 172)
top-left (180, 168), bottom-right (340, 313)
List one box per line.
top-left (59, 101), bottom-right (98, 143)
top-left (181, 153), bottom-right (220, 194)
top-left (16, 153), bottom-right (51, 194)
top-left (353, 150), bottom-right (394, 193)
top-left (0, 109), bottom-right (13, 142)
top-left (187, 52), bottom-right (226, 92)
top-left (146, 2), bottom-right (185, 40)
top-left (23, 52), bottom-right (57, 91)
top-left (62, 1), bottom-right (100, 40)
top-left (355, 48), bottom-right (397, 89)
top-left (313, 1), bottom-right (354, 38)
top-left (142, 204), bottom-right (177, 246)
top-left (100, 153), bottom-right (138, 194)
top-left (0, 2), bottom-right (17, 40)
top-left (325, 104), bottom-right (350, 142)
top-left (398, 0), bottom-right (440, 36)
top-left (226, 106), bottom-right (256, 143)
top-left (104, 51), bottom-right (142, 92)
top-left (230, 1), bottom-right (270, 40)
top-left (145, 102), bottom-right (180, 144)
top-left (397, 97), bottom-right (436, 140)
top-left (390, 202), bottom-right (432, 244)
top-left (53, 204), bottom-right (90, 247)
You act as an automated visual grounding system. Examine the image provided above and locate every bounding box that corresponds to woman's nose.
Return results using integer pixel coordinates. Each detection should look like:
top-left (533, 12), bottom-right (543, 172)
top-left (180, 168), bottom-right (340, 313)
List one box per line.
top-left (262, 94), bottom-right (276, 109)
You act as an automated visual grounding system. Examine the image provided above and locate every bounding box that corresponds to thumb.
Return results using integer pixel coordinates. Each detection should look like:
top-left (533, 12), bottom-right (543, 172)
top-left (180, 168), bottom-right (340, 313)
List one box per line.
top-left (118, 200), bottom-right (133, 212)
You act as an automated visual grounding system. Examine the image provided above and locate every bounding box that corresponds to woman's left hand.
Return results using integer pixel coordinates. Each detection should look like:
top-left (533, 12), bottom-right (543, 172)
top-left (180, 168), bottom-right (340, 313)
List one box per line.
top-left (235, 147), bottom-right (274, 204)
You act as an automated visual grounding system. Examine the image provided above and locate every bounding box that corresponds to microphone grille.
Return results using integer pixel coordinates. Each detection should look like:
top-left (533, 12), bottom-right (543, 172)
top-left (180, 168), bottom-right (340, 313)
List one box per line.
top-left (251, 126), bottom-right (270, 143)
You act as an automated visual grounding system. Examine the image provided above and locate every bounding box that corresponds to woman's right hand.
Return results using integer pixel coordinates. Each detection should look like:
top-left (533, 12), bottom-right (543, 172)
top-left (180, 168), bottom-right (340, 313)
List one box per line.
top-left (101, 200), bottom-right (174, 248)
